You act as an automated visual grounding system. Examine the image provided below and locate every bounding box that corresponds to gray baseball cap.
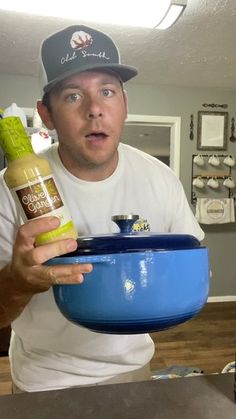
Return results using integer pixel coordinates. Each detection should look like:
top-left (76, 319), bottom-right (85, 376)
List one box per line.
top-left (40, 25), bottom-right (138, 93)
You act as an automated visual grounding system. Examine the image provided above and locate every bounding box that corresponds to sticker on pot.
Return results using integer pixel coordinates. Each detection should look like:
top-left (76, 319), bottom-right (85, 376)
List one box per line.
top-left (132, 218), bottom-right (150, 232)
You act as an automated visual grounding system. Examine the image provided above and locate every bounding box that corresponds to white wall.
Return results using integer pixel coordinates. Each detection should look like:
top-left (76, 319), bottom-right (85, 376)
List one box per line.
top-left (0, 74), bottom-right (40, 109)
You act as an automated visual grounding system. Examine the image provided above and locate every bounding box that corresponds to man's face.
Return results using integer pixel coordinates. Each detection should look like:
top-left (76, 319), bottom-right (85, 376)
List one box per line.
top-left (38, 70), bottom-right (128, 180)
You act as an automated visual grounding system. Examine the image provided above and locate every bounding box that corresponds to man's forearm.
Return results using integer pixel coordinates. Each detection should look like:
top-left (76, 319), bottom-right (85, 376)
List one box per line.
top-left (0, 264), bottom-right (32, 328)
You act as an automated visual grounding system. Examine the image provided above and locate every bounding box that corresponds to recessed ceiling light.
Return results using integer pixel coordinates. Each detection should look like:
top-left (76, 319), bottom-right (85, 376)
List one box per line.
top-left (0, 1), bottom-right (187, 29)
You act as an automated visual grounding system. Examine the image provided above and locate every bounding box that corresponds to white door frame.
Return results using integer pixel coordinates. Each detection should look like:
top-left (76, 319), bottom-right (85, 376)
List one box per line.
top-left (126, 114), bottom-right (181, 177)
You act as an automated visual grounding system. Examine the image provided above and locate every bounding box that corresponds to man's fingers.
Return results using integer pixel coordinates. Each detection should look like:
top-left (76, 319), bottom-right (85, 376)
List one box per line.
top-left (24, 238), bottom-right (78, 266)
top-left (41, 263), bottom-right (93, 285)
top-left (15, 217), bottom-right (61, 248)
top-left (11, 215), bottom-right (94, 288)
top-left (9, 216), bottom-right (93, 292)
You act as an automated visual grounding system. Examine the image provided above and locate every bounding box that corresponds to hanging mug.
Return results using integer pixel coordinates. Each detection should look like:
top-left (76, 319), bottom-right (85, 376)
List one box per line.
top-left (193, 154), bottom-right (205, 166)
top-left (207, 177), bottom-right (219, 189)
top-left (192, 176), bottom-right (205, 188)
top-left (208, 155), bottom-right (220, 167)
top-left (223, 155), bottom-right (235, 167)
top-left (223, 177), bottom-right (235, 189)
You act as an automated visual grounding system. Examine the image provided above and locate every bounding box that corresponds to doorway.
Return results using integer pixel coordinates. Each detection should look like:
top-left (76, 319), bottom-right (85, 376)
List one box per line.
top-left (124, 114), bottom-right (181, 177)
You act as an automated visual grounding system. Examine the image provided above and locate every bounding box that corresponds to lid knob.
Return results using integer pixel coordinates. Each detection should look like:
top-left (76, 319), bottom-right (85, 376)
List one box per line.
top-left (111, 214), bottom-right (139, 233)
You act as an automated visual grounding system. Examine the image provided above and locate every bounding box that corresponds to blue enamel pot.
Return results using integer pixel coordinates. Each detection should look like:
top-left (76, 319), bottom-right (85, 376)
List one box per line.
top-left (47, 216), bottom-right (210, 335)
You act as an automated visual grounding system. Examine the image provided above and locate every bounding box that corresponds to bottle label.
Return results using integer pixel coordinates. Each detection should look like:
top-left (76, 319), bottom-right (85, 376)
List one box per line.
top-left (14, 175), bottom-right (64, 219)
top-left (10, 175), bottom-right (77, 245)
top-left (0, 117), bottom-right (78, 244)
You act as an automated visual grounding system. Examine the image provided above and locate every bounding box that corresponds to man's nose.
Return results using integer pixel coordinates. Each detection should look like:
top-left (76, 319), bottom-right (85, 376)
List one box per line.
top-left (88, 110), bottom-right (103, 119)
top-left (85, 97), bottom-right (103, 119)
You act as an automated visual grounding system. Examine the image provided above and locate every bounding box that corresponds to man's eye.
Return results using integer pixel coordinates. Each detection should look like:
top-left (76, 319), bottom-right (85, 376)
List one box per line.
top-left (102, 89), bottom-right (114, 97)
top-left (67, 93), bottom-right (82, 102)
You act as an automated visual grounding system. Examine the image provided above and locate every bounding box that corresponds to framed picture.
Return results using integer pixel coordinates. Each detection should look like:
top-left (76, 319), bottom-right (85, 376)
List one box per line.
top-left (197, 111), bottom-right (228, 150)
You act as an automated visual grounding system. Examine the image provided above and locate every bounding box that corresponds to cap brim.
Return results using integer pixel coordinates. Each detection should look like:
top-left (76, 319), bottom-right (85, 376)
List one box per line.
top-left (43, 63), bottom-right (138, 93)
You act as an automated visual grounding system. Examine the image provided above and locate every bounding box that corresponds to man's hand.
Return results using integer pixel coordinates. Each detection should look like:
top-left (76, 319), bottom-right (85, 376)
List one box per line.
top-left (7, 216), bottom-right (93, 294)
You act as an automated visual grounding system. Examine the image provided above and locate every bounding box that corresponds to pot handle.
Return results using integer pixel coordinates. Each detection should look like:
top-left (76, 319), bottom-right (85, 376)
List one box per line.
top-left (46, 255), bottom-right (115, 265)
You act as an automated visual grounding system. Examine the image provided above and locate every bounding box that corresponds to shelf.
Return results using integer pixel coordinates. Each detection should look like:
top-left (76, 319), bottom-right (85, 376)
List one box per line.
top-left (193, 172), bottom-right (230, 178)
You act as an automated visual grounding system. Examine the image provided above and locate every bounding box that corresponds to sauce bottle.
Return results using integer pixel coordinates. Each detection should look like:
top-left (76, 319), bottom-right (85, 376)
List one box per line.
top-left (0, 116), bottom-right (78, 246)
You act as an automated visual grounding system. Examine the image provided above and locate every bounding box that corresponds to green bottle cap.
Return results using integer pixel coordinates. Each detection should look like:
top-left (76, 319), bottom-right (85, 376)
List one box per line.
top-left (0, 116), bottom-right (33, 161)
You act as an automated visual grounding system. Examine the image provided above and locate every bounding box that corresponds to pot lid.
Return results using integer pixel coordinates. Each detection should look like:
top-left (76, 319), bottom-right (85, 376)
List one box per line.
top-left (66, 214), bottom-right (201, 256)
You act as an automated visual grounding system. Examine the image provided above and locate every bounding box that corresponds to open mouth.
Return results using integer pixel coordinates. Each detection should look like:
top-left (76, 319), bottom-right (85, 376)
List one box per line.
top-left (85, 132), bottom-right (108, 141)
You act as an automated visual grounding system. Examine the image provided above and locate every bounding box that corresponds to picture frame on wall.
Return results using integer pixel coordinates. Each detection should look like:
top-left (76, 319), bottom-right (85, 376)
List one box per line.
top-left (197, 111), bottom-right (228, 150)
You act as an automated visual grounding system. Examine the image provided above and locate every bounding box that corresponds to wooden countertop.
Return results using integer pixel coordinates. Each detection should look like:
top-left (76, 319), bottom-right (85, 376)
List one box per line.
top-left (0, 373), bottom-right (235, 419)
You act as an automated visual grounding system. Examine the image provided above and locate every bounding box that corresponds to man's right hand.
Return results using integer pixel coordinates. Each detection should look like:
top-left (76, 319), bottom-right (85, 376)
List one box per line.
top-left (0, 216), bottom-right (93, 328)
top-left (6, 216), bottom-right (93, 294)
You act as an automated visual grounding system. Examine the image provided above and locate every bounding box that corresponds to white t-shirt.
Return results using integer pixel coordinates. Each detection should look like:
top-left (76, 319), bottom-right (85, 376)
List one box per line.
top-left (0, 143), bottom-right (204, 392)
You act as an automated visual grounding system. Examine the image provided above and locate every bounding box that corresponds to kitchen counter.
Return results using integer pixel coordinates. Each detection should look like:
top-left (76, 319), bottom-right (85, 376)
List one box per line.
top-left (0, 373), bottom-right (235, 418)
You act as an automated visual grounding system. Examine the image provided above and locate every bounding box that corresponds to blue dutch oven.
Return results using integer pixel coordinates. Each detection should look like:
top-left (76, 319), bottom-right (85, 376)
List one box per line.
top-left (48, 215), bottom-right (210, 334)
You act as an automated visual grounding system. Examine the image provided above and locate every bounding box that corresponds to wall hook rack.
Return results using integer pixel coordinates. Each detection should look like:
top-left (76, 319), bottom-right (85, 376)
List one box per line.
top-left (191, 154), bottom-right (234, 204)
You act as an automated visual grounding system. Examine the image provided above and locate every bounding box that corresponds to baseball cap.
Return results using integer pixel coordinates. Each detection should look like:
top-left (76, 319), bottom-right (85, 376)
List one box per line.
top-left (40, 25), bottom-right (138, 93)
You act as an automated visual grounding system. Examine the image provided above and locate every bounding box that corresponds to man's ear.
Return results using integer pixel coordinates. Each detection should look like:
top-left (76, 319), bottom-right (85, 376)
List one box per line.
top-left (37, 100), bottom-right (55, 130)
top-left (123, 89), bottom-right (128, 120)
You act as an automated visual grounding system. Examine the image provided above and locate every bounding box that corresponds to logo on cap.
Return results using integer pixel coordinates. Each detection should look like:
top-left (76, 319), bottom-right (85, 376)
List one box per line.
top-left (70, 31), bottom-right (93, 50)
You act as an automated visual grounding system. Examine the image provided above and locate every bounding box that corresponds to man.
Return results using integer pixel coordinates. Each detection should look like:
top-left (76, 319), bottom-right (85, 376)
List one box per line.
top-left (0, 25), bottom-right (204, 392)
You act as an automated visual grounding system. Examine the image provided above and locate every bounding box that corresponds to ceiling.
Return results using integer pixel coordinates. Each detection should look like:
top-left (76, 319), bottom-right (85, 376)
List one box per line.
top-left (1, 0), bottom-right (236, 89)
top-left (1, 0), bottom-right (236, 157)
